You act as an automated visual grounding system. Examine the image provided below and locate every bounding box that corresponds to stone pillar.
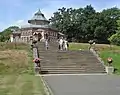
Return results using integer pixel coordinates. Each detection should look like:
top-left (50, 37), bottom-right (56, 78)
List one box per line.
top-left (105, 66), bottom-right (114, 74)
top-left (10, 35), bottom-right (14, 42)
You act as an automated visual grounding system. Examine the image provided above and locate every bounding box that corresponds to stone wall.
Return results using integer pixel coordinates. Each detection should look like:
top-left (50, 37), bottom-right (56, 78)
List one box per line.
top-left (48, 29), bottom-right (58, 42)
top-left (21, 29), bottom-right (33, 43)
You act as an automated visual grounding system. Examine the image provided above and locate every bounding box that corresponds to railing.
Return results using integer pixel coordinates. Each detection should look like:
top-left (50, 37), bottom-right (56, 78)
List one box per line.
top-left (32, 43), bottom-right (41, 74)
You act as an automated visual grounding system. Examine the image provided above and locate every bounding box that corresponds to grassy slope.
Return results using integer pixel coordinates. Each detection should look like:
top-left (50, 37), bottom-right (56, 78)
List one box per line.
top-left (99, 45), bottom-right (120, 74)
top-left (69, 43), bottom-right (120, 74)
top-left (0, 42), bottom-right (46, 95)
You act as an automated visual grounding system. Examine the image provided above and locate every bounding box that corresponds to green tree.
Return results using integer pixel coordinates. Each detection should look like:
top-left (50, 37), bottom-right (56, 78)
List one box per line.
top-left (109, 18), bottom-right (120, 45)
top-left (0, 26), bottom-right (19, 42)
top-left (108, 32), bottom-right (120, 45)
top-left (50, 5), bottom-right (120, 43)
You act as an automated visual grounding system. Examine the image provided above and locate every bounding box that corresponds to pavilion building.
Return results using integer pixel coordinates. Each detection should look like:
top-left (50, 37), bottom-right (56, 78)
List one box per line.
top-left (10, 9), bottom-right (59, 43)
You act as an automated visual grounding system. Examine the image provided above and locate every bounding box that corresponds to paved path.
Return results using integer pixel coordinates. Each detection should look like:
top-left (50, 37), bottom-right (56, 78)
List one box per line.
top-left (44, 75), bottom-right (120, 95)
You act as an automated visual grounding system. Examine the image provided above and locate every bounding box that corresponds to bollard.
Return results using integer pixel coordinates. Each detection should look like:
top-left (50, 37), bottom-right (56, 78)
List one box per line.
top-left (105, 57), bottom-right (114, 74)
top-left (105, 66), bottom-right (114, 74)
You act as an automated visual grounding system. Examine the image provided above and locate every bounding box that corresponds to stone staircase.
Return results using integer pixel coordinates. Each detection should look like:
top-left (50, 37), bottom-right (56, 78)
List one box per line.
top-left (38, 42), bottom-right (105, 74)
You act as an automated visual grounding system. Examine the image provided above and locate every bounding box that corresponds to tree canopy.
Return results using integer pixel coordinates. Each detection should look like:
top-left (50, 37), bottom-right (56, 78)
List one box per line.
top-left (0, 26), bottom-right (19, 42)
top-left (109, 18), bottom-right (120, 45)
top-left (50, 5), bottom-right (120, 43)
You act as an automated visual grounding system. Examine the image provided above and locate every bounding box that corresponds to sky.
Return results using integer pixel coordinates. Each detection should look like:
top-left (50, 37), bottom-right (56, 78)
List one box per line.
top-left (0, 0), bottom-right (120, 31)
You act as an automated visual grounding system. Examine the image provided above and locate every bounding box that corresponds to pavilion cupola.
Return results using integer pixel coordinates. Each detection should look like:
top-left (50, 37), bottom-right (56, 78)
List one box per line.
top-left (28, 9), bottom-right (50, 25)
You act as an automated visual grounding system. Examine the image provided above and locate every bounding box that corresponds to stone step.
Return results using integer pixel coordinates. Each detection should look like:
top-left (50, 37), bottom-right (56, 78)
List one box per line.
top-left (41, 68), bottom-right (104, 71)
top-left (41, 62), bottom-right (103, 66)
top-left (41, 66), bottom-right (104, 70)
top-left (41, 70), bottom-right (106, 74)
top-left (41, 68), bottom-right (84, 70)
top-left (41, 64), bottom-right (103, 67)
top-left (41, 64), bottom-right (104, 68)
top-left (37, 42), bottom-right (105, 74)
top-left (38, 50), bottom-right (93, 53)
top-left (39, 56), bottom-right (99, 59)
top-left (40, 58), bottom-right (100, 61)
top-left (41, 65), bottom-right (104, 68)
top-left (39, 54), bottom-right (96, 56)
top-left (41, 69), bottom-right (86, 72)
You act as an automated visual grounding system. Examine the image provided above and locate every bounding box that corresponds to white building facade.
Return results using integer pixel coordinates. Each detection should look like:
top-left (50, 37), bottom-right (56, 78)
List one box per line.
top-left (11, 9), bottom-right (58, 43)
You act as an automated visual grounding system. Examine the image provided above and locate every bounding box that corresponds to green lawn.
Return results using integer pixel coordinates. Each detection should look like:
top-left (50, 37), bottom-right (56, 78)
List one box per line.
top-left (0, 74), bottom-right (45, 95)
top-left (69, 42), bottom-right (89, 50)
top-left (99, 46), bottom-right (120, 74)
top-left (0, 42), bottom-right (46, 95)
top-left (69, 42), bottom-right (120, 74)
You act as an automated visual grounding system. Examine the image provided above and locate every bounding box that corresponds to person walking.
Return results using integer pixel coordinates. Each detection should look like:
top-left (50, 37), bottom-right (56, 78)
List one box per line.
top-left (45, 39), bottom-right (49, 50)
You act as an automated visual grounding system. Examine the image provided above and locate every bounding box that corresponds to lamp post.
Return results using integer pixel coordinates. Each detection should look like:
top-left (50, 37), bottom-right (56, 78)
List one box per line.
top-left (11, 29), bottom-right (17, 49)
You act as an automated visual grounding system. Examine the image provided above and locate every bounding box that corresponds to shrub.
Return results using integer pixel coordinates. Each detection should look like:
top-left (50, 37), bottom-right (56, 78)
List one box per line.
top-left (108, 32), bottom-right (120, 46)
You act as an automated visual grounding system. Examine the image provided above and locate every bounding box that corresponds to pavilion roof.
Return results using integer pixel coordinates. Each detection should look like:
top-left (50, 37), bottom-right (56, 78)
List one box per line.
top-left (30, 9), bottom-right (49, 22)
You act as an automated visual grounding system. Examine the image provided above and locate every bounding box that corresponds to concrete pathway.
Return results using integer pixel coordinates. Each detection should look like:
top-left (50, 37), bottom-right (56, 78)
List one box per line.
top-left (44, 74), bottom-right (120, 95)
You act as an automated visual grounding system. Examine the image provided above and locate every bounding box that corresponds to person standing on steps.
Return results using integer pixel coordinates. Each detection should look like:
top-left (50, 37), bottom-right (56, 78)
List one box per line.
top-left (45, 39), bottom-right (49, 50)
top-left (88, 40), bottom-right (94, 50)
top-left (58, 37), bottom-right (63, 50)
top-left (57, 39), bottom-right (60, 50)
top-left (93, 41), bottom-right (96, 50)
top-left (67, 41), bottom-right (69, 50)
top-left (63, 38), bottom-right (68, 51)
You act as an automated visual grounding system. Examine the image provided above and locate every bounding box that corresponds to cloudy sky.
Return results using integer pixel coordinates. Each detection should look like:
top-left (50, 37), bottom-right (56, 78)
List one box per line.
top-left (0, 0), bottom-right (120, 31)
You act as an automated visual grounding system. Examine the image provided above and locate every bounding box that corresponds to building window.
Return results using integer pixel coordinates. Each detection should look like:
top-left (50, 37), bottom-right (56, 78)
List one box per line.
top-left (26, 37), bottom-right (29, 42)
top-left (29, 32), bottom-right (31, 35)
top-left (53, 32), bottom-right (54, 36)
top-left (26, 32), bottom-right (27, 36)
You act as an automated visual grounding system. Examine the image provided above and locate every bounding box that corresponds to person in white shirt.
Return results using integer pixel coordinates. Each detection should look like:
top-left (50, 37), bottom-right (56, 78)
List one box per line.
top-left (63, 38), bottom-right (68, 50)
top-left (45, 39), bottom-right (49, 50)
top-left (59, 37), bottom-right (63, 50)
